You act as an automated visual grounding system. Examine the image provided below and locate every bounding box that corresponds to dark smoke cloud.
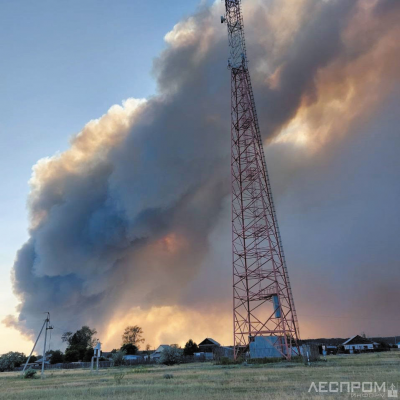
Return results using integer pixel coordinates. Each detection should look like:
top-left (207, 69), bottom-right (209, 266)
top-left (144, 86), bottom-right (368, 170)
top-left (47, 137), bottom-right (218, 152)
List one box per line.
top-left (6, 0), bottom-right (400, 347)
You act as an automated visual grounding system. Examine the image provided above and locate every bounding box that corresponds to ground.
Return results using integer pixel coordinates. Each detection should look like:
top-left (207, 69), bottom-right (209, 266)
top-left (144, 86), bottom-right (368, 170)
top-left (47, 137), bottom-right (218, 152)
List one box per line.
top-left (0, 353), bottom-right (398, 399)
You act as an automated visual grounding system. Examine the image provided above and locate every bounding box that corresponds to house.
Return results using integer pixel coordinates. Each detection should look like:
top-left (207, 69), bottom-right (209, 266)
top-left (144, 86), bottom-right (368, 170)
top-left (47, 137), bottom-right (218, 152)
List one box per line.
top-left (342, 335), bottom-right (376, 352)
top-left (210, 346), bottom-right (234, 360)
top-left (150, 345), bottom-right (171, 361)
top-left (196, 338), bottom-right (234, 360)
top-left (198, 338), bottom-right (220, 353)
top-left (35, 357), bottom-right (50, 365)
top-left (101, 352), bottom-right (113, 359)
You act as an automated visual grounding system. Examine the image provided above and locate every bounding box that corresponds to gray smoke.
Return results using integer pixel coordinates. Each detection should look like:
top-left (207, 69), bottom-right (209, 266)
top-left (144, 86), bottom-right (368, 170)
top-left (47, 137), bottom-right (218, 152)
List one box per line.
top-left (5, 0), bottom-right (400, 347)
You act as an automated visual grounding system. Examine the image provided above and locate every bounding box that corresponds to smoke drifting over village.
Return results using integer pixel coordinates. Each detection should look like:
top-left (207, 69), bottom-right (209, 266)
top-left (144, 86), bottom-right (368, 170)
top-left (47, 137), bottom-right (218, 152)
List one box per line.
top-left (5, 0), bottom-right (400, 348)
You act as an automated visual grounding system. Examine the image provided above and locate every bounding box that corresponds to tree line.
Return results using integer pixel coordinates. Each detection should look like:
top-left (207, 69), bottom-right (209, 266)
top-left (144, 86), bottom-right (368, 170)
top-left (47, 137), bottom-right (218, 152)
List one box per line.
top-left (0, 323), bottom-right (202, 371)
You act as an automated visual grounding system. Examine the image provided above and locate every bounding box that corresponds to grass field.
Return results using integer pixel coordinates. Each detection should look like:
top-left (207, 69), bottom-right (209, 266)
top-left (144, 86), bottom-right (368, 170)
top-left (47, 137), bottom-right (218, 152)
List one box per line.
top-left (0, 353), bottom-right (398, 399)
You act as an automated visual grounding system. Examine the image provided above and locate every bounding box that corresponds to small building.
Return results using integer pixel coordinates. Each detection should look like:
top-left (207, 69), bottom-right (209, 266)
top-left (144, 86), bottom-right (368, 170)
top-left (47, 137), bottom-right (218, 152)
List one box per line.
top-left (101, 352), bottom-right (113, 359)
top-left (24, 362), bottom-right (41, 368)
top-left (319, 345), bottom-right (338, 355)
top-left (123, 355), bottom-right (143, 361)
top-left (342, 335), bottom-right (376, 352)
top-left (150, 345), bottom-right (171, 361)
top-left (249, 336), bottom-right (284, 358)
top-left (198, 338), bottom-right (220, 353)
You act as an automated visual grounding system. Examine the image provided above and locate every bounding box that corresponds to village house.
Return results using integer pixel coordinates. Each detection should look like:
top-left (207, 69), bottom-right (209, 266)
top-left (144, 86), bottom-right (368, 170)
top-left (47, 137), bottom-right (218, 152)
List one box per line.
top-left (150, 345), bottom-right (171, 361)
top-left (342, 335), bottom-right (378, 352)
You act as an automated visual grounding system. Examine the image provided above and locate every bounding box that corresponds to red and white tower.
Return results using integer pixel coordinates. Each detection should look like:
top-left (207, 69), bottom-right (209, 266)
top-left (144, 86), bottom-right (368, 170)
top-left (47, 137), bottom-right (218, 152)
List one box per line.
top-left (222, 0), bottom-right (301, 360)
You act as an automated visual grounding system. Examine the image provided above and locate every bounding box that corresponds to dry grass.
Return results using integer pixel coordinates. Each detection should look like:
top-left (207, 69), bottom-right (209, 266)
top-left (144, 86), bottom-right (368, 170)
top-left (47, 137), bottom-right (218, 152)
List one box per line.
top-left (0, 353), bottom-right (398, 399)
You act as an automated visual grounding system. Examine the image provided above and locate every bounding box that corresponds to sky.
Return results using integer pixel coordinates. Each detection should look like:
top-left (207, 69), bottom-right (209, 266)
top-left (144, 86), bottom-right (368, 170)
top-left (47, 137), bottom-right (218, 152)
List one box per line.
top-left (1, 0), bottom-right (400, 355)
top-left (0, 0), bottom-right (212, 354)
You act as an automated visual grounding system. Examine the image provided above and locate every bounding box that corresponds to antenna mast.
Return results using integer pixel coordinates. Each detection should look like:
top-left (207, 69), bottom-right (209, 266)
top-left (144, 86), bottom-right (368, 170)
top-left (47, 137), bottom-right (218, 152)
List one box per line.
top-left (221, 0), bottom-right (301, 360)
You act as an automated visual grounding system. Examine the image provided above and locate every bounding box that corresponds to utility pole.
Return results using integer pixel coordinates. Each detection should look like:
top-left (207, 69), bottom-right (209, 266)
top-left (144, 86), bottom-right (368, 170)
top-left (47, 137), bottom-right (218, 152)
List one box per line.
top-left (40, 312), bottom-right (53, 379)
top-left (41, 313), bottom-right (50, 379)
top-left (21, 317), bottom-right (47, 375)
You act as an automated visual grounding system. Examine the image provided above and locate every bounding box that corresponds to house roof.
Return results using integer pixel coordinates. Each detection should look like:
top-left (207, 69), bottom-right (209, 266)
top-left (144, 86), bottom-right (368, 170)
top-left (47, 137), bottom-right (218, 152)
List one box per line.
top-left (151, 345), bottom-right (171, 355)
top-left (199, 338), bottom-right (220, 347)
top-left (342, 335), bottom-right (375, 346)
top-left (35, 358), bottom-right (50, 364)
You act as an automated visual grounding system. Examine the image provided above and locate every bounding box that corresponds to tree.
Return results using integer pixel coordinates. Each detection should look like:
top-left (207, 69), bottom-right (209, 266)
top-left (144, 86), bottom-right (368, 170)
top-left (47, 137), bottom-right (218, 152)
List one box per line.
top-left (62, 326), bottom-right (98, 348)
top-left (159, 347), bottom-right (182, 366)
top-left (83, 348), bottom-right (94, 362)
top-left (183, 339), bottom-right (199, 356)
top-left (145, 344), bottom-right (152, 354)
top-left (122, 326), bottom-right (145, 348)
top-left (62, 326), bottom-right (98, 361)
top-left (64, 349), bottom-right (80, 363)
top-left (0, 352), bottom-right (27, 372)
top-left (377, 341), bottom-right (390, 350)
top-left (50, 350), bottom-right (64, 365)
top-left (120, 343), bottom-right (138, 355)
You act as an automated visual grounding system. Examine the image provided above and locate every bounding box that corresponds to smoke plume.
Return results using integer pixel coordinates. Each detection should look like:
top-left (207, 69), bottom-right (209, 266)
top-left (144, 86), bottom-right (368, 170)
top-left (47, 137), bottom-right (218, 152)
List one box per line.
top-left (6, 0), bottom-right (400, 348)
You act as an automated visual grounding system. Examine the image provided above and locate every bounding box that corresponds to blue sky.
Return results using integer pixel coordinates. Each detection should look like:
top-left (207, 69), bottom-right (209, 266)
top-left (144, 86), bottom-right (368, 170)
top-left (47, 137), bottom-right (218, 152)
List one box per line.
top-left (0, 0), bottom-right (212, 352)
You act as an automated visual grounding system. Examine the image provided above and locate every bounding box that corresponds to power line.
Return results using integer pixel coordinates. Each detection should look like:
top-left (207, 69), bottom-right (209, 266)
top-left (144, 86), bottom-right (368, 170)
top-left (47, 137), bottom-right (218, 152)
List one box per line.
top-left (299, 314), bottom-right (400, 322)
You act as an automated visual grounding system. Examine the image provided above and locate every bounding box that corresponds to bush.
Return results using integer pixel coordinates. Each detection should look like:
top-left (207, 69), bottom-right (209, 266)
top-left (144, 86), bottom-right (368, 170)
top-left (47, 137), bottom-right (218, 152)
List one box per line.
top-left (290, 356), bottom-right (304, 363)
top-left (23, 369), bottom-right (37, 379)
top-left (247, 357), bottom-right (281, 365)
top-left (112, 351), bottom-right (126, 367)
top-left (113, 372), bottom-right (125, 385)
top-left (159, 347), bottom-right (182, 366)
top-left (215, 356), bottom-right (243, 365)
top-left (163, 373), bottom-right (174, 379)
top-left (132, 366), bottom-right (148, 373)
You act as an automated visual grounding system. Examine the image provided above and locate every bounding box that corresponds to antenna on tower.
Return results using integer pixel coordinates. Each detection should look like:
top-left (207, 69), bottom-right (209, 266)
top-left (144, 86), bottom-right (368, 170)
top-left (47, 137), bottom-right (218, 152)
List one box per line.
top-left (221, 0), bottom-right (301, 360)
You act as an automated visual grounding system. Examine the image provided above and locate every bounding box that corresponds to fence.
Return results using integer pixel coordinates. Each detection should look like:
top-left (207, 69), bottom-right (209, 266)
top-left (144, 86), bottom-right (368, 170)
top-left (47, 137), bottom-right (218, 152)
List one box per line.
top-left (301, 344), bottom-right (320, 364)
top-left (15, 355), bottom-right (209, 372)
top-left (15, 358), bottom-right (157, 372)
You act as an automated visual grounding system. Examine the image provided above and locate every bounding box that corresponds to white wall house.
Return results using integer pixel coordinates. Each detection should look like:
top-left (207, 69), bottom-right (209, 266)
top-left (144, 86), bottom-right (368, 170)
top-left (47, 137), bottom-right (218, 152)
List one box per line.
top-left (150, 345), bottom-right (171, 361)
top-left (342, 335), bottom-right (376, 351)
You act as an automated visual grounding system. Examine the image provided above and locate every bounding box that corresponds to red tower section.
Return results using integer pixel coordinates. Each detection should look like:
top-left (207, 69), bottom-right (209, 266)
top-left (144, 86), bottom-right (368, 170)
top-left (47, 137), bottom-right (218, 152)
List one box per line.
top-left (222, 0), bottom-right (301, 360)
